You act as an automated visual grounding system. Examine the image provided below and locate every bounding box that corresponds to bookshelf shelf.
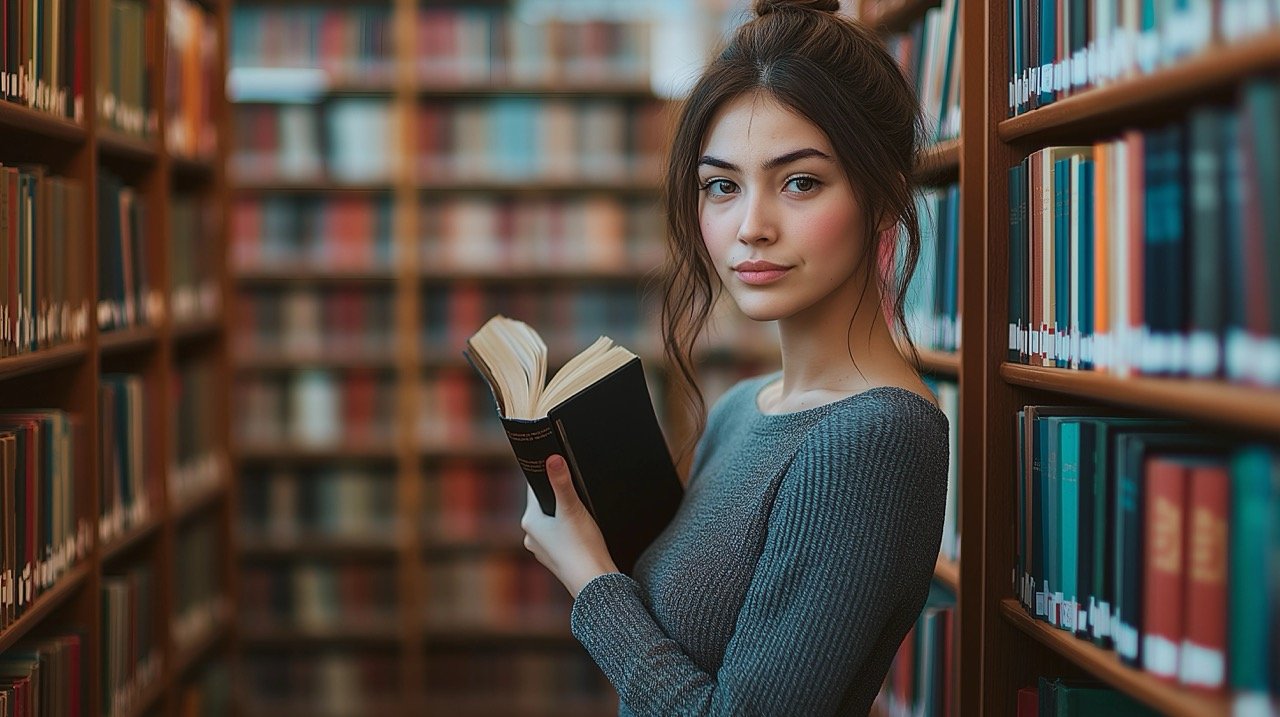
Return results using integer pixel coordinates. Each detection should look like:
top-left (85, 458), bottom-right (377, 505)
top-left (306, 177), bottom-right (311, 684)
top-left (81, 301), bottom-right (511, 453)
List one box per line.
top-left (0, 562), bottom-right (91, 654)
top-left (864, 0), bottom-right (943, 32)
top-left (998, 31), bottom-right (1280, 144)
top-left (415, 83), bottom-right (657, 99)
top-left (172, 613), bottom-right (230, 678)
top-left (97, 128), bottom-right (161, 165)
top-left (173, 317), bottom-right (224, 342)
top-left (999, 599), bottom-right (1230, 717)
top-left (238, 443), bottom-right (400, 461)
top-left (1000, 363), bottom-right (1280, 436)
top-left (420, 267), bottom-right (654, 283)
top-left (933, 555), bottom-right (959, 592)
top-left (916, 138), bottom-right (961, 184)
top-left (422, 532), bottom-right (526, 554)
top-left (235, 351), bottom-right (398, 370)
top-left (235, 268), bottom-right (397, 284)
top-left (99, 325), bottom-right (161, 357)
top-left (238, 536), bottom-right (401, 558)
top-left (170, 154), bottom-right (218, 180)
top-left (240, 625), bottom-right (403, 647)
top-left (232, 180), bottom-right (395, 194)
top-left (0, 343), bottom-right (89, 382)
top-left (416, 179), bottom-right (660, 195)
top-left (917, 348), bottom-right (961, 377)
top-left (419, 441), bottom-right (513, 460)
top-left (423, 621), bottom-right (576, 644)
top-left (102, 517), bottom-right (163, 563)
top-left (122, 672), bottom-right (167, 717)
top-left (173, 481), bottom-right (228, 524)
top-left (0, 100), bottom-right (86, 144)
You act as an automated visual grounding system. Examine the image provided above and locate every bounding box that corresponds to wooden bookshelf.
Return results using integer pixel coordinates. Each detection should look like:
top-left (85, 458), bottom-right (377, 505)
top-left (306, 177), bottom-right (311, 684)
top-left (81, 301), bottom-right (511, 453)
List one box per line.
top-left (917, 347), bottom-right (961, 377)
top-left (916, 138), bottom-right (962, 183)
top-left (934, 555), bottom-right (960, 592)
top-left (0, 0), bottom-right (234, 714)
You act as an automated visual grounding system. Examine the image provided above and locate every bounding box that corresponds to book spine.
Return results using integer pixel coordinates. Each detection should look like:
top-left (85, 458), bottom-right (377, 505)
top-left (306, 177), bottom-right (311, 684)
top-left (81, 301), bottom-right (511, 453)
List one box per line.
top-left (499, 416), bottom-right (567, 517)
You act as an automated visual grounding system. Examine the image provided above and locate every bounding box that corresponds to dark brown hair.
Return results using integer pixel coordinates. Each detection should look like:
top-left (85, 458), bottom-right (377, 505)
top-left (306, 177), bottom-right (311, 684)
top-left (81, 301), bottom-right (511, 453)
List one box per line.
top-left (660, 0), bottom-right (925, 456)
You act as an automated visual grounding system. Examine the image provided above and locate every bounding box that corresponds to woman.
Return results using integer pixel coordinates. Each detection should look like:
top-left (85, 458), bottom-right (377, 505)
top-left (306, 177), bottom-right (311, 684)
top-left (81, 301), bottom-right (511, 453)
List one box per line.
top-left (521, 1), bottom-right (950, 714)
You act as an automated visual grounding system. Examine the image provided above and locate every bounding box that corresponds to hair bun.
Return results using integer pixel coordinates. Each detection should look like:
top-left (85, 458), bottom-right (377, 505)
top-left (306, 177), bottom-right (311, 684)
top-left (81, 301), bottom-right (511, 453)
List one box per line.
top-left (753, 0), bottom-right (841, 16)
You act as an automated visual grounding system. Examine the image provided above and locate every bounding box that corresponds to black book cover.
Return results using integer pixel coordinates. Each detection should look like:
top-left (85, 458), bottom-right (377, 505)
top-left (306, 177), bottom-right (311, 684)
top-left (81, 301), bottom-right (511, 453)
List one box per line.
top-left (471, 355), bottom-right (683, 575)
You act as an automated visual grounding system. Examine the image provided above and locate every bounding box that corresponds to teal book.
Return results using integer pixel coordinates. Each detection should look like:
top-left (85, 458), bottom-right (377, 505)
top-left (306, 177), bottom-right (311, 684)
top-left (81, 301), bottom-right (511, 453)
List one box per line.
top-left (1187, 108), bottom-right (1225, 378)
top-left (1077, 158), bottom-right (1095, 371)
top-left (1010, 163), bottom-right (1028, 363)
top-left (1242, 81), bottom-right (1280, 385)
top-left (1051, 679), bottom-right (1162, 716)
top-left (1057, 419), bottom-right (1081, 634)
top-left (1228, 446), bottom-right (1275, 710)
top-left (1044, 416), bottom-right (1061, 625)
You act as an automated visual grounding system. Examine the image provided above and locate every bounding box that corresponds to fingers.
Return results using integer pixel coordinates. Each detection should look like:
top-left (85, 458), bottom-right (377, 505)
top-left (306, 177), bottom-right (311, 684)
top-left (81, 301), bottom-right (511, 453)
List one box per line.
top-left (544, 454), bottom-right (579, 515)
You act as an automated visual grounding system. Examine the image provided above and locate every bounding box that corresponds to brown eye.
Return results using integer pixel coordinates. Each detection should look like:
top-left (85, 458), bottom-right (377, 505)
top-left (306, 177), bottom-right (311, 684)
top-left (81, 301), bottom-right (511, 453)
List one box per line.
top-left (787, 176), bottom-right (817, 192)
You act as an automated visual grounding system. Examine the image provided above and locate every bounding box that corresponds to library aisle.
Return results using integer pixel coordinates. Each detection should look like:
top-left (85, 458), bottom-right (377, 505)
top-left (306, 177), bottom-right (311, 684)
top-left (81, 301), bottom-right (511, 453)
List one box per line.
top-left (2, 0), bottom-right (1278, 715)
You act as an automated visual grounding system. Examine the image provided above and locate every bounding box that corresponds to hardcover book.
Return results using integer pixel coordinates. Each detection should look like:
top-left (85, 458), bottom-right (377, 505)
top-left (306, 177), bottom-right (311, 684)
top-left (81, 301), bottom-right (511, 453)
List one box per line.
top-left (463, 314), bottom-right (683, 575)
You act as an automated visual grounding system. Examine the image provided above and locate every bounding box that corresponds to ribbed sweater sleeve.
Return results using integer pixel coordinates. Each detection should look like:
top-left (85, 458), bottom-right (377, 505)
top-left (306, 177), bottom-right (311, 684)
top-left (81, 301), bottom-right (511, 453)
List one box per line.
top-left (569, 396), bottom-right (947, 716)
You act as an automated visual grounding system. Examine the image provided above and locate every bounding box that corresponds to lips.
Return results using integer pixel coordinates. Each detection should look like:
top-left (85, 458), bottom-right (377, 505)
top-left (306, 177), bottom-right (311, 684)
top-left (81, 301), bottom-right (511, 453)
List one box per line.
top-left (732, 260), bottom-right (791, 286)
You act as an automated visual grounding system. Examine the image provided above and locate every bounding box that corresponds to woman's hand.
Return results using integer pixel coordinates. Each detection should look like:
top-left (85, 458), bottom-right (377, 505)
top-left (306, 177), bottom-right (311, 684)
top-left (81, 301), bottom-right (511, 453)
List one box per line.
top-left (521, 455), bottom-right (619, 598)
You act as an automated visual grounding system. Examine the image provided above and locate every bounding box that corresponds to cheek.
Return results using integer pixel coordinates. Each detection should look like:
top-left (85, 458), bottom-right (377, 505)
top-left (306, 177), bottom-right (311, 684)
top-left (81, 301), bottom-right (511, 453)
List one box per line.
top-left (800, 200), bottom-right (863, 263)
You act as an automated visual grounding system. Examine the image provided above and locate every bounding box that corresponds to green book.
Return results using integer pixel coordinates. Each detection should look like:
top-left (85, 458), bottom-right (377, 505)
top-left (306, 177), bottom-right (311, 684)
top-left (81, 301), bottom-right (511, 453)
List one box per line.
top-left (1228, 446), bottom-right (1275, 711)
top-left (1052, 679), bottom-right (1162, 716)
top-left (1058, 419), bottom-right (1082, 634)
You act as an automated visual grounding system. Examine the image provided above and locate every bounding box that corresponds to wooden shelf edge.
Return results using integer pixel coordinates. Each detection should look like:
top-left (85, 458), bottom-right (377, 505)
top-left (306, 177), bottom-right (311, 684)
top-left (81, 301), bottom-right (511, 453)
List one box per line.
top-left (0, 343), bottom-right (89, 382)
top-left (235, 269), bottom-right (397, 284)
top-left (236, 444), bottom-right (400, 461)
top-left (101, 516), bottom-right (162, 563)
top-left (121, 669), bottom-right (166, 717)
top-left (999, 31), bottom-right (1280, 143)
top-left (933, 555), bottom-right (959, 591)
top-left (172, 608), bottom-right (230, 677)
top-left (99, 325), bottom-right (160, 356)
top-left (172, 317), bottom-right (223, 342)
top-left (173, 481), bottom-right (228, 524)
top-left (917, 348), bottom-right (961, 377)
top-left (915, 138), bottom-right (961, 184)
top-left (0, 563), bottom-right (91, 653)
top-left (1001, 363), bottom-right (1280, 435)
top-left (97, 128), bottom-right (161, 164)
top-left (170, 153), bottom-right (218, 179)
top-left (999, 599), bottom-right (1230, 717)
top-left (240, 625), bottom-right (402, 646)
top-left (0, 100), bottom-right (86, 143)
top-left (238, 536), bottom-right (400, 558)
top-left (234, 352), bottom-right (398, 370)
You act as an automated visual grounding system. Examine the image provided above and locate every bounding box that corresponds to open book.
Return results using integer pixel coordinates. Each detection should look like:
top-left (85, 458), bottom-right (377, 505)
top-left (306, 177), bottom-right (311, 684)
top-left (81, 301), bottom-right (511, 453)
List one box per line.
top-left (464, 315), bottom-right (683, 575)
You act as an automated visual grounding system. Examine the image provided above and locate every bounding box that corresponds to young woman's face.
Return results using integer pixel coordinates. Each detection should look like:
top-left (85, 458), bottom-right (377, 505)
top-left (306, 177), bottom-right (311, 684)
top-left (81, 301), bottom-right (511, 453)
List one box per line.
top-left (697, 92), bottom-right (870, 325)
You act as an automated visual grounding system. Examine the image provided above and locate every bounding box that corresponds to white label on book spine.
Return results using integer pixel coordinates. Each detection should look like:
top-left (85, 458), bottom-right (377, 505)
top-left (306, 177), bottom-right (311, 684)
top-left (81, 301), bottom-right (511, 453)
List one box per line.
top-left (1060, 601), bottom-right (1076, 631)
top-left (1143, 634), bottom-right (1180, 677)
top-left (1234, 692), bottom-right (1272, 717)
top-left (1035, 591), bottom-right (1047, 617)
top-left (1116, 620), bottom-right (1139, 661)
top-left (1076, 604), bottom-right (1088, 634)
top-left (1095, 601), bottom-right (1112, 638)
top-left (1072, 51), bottom-right (1087, 88)
top-left (1188, 331), bottom-right (1220, 376)
top-left (1179, 640), bottom-right (1225, 688)
top-left (1226, 329), bottom-right (1250, 381)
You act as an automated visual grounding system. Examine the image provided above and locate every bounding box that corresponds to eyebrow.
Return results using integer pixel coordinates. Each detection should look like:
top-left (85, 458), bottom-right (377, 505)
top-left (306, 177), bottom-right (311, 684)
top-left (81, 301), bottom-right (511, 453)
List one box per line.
top-left (697, 148), bottom-right (834, 172)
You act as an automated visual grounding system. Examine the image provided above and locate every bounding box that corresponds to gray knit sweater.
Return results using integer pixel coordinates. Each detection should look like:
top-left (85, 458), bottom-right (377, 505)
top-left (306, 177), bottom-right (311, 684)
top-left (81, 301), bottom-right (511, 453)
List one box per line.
top-left (570, 373), bottom-right (950, 716)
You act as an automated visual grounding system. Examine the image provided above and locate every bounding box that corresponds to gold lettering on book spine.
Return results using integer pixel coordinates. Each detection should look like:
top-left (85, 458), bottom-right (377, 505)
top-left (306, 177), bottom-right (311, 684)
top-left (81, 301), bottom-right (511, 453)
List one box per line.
top-left (1189, 507), bottom-right (1226, 584)
top-left (506, 426), bottom-right (554, 442)
top-left (1151, 495), bottom-right (1182, 574)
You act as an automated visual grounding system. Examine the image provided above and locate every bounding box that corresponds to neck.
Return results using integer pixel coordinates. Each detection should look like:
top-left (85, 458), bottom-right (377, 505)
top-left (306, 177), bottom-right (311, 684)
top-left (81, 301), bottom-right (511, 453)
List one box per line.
top-left (774, 276), bottom-right (909, 399)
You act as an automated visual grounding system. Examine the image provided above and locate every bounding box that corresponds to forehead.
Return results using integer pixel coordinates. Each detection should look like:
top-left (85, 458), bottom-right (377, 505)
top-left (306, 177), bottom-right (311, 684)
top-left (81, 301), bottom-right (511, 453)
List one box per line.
top-left (700, 92), bottom-right (831, 162)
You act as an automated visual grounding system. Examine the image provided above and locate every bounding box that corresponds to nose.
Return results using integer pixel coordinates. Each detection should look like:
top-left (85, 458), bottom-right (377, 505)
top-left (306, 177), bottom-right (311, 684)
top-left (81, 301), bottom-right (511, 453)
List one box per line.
top-left (736, 190), bottom-right (778, 246)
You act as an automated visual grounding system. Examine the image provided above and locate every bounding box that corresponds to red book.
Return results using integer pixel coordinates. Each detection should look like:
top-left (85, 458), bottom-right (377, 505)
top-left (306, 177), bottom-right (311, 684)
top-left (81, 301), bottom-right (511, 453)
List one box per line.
top-left (1029, 150), bottom-right (1043, 366)
top-left (1016, 686), bottom-right (1039, 717)
top-left (1142, 455), bottom-right (1188, 682)
top-left (1180, 460), bottom-right (1229, 690)
top-left (893, 625), bottom-right (916, 711)
top-left (1125, 130), bottom-right (1145, 376)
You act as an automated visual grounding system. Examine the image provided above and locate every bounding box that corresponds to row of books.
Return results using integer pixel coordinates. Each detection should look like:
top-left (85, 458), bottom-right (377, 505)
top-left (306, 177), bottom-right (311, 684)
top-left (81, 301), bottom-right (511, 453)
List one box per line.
top-left (423, 647), bottom-right (611, 707)
top-left (423, 284), bottom-right (658, 359)
top-left (231, 195), bottom-right (396, 272)
top-left (1007, 0), bottom-right (1280, 115)
top-left (885, 0), bottom-right (962, 143)
top-left (237, 369), bottom-right (397, 449)
top-left (235, 288), bottom-right (396, 360)
top-left (170, 194), bottom-right (222, 326)
top-left (102, 564), bottom-right (160, 717)
top-left (171, 358), bottom-right (224, 507)
top-left (164, 0), bottom-right (219, 160)
top-left (905, 183), bottom-right (962, 354)
top-left (420, 196), bottom-right (664, 272)
top-left (96, 0), bottom-right (155, 138)
top-left (877, 584), bottom-right (956, 717)
top-left (1016, 677), bottom-right (1161, 715)
top-left (243, 652), bottom-right (399, 714)
top-left (98, 170), bottom-right (154, 333)
top-left (0, 410), bottom-right (86, 629)
top-left (1014, 408), bottom-right (1278, 700)
top-left (424, 462), bottom-right (526, 543)
top-left (1, 0), bottom-right (83, 119)
top-left (424, 554), bottom-right (571, 629)
top-left (0, 633), bottom-right (83, 716)
top-left (240, 466), bottom-right (397, 542)
top-left (172, 518), bottom-right (226, 649)
top-left (0, 165), bottom-right (90, 357)
top-left (232, 99), bottom-right (666, 183)
top-left (1008, 81), bottom-right (1280, 384)
top-left (100, 374), bottom-right (154, 547)
top-left (229, 6), bottom-right (650, 85)
top-left (240, 562), bottom-right (398, 632)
